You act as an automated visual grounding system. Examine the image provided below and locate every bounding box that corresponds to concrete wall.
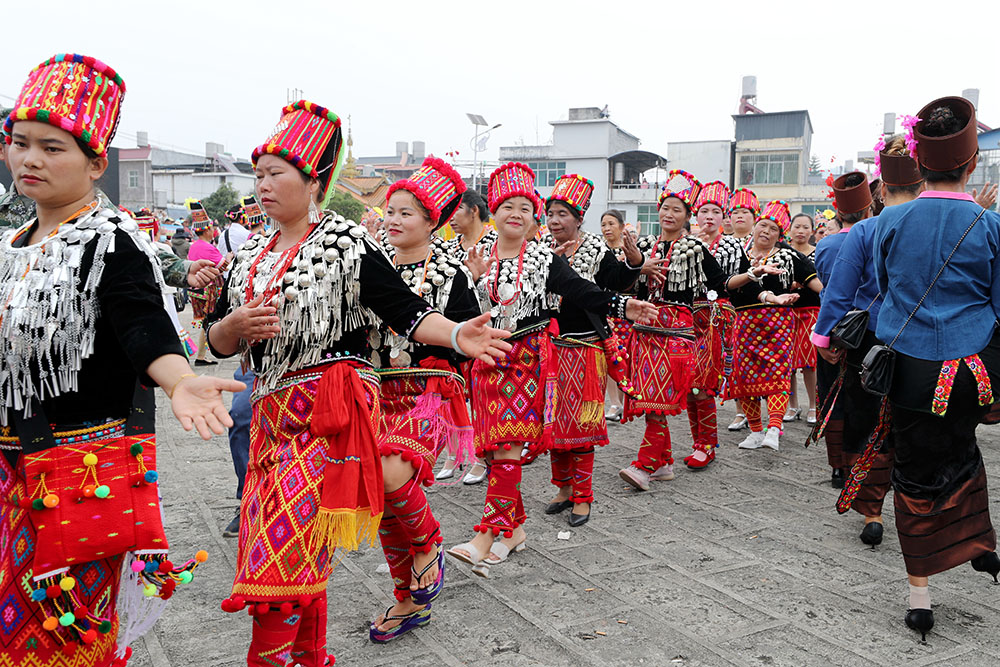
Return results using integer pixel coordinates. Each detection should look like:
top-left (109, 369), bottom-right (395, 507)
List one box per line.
top-left (119, 160), bottom-right (154, 210)
top-left (668, 141), bottom-right (732, 185)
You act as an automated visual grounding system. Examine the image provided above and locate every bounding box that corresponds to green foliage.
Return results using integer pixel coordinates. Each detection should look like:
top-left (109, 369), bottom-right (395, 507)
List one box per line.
top-left (808, 154), bottom-right (823, 175)
top-left (326, 190), bottom-right (365, 222)
top-left (202, 183), bottom-right (241, 223)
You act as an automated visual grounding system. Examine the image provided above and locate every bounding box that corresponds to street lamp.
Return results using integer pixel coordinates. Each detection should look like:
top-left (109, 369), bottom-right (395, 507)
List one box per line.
top-left (467, 113), bottom-right (502, 190)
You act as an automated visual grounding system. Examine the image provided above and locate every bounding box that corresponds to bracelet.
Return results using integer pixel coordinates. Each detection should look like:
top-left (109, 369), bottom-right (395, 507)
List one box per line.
top-left (746, 269), bottom-right (762, 283)
top-left (450, 321), bottom-right (468, 357)
top-left (613, 295), bottom-right (629, 320)
top-left (167, 373), bottom-right (198, 399)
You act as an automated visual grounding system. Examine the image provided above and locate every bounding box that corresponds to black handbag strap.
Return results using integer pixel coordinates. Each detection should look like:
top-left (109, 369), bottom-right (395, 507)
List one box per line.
top-left (887, 207), bottom-right (988, 350)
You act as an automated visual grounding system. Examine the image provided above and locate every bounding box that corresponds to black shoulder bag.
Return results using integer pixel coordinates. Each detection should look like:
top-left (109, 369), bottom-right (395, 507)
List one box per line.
top-left (830, 292), bottom-right (881, 350)
top-left (861, 207), bottom-right (988, 396)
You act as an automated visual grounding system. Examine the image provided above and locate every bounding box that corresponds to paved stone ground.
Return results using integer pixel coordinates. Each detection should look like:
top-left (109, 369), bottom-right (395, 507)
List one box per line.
top-left (130, 348), bottom-right (1000, 667)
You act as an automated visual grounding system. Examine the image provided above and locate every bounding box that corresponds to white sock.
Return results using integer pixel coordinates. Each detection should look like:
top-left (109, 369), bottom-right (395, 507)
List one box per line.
top-left (909, 584), bottom-right (930, 610)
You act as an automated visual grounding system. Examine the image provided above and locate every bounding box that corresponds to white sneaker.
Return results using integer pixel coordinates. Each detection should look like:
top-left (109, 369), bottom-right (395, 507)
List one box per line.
top-left (761, 427), bottom-right (781, 450)
top-left (738, 431), bottom-right (765, 449)
top-left (650, 463), bottom-right (675, 481)
top-left (619, 465), bottom-right (651, 491)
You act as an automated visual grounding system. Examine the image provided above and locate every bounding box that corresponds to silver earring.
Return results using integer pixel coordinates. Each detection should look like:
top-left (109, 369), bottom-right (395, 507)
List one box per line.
top-left (308, 199), bottom-right (320, 224)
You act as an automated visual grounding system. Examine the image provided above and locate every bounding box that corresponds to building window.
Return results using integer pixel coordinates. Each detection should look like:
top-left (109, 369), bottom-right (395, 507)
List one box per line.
top-left (739, 153), bottom-right (799, 186)
top-left (637, 204), bottom-right (658, 236)
top-left (799, 204), bottom-right (828, 219)
top-left (128, 170), bottom-right (139, 188)
top-left (526, 161), bottom-right (567, 187)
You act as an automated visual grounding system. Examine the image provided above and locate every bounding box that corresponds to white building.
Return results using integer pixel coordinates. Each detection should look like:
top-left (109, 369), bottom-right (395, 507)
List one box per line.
top-left (499, 108), bottom-right (666, 234)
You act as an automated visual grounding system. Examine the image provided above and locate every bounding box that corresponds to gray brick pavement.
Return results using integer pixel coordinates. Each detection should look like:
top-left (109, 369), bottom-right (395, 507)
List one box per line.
top-left (130, 355), bottom-right (1000, 667)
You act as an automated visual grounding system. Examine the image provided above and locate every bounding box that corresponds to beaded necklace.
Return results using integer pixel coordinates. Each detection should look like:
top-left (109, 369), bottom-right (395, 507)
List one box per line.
top-left (488, 240), bottom-right (527, 305)
top-left (244, 223), bottom-right (317, 305)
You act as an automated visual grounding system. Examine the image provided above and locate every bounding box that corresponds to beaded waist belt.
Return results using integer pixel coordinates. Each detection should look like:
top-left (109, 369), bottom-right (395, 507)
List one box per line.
top-left (376, 366), bottom-right (465, 388)
top-left (509, 319), bottom-right (552, 340)
top-left (0, 418), bottom-right (126, 450)
top-left (258, 361), bottom-right (381, 400)
top-left (553, 334), bottom-right (602, 349)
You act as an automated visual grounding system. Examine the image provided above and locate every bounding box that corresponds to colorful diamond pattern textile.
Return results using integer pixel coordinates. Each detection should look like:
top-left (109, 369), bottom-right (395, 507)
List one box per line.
top-left (728, 306), bottom-right (795, 399)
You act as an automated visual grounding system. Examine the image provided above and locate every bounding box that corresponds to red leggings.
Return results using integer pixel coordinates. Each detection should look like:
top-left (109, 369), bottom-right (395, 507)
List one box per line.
top-left (247, 595), bottom-right (329, 667)
top-left (738, 394), bottom-right (789, 432)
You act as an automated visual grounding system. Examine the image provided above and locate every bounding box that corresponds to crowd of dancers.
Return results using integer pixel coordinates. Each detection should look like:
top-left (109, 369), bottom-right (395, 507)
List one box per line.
top-left (1, 52), bottom-right (999, 667)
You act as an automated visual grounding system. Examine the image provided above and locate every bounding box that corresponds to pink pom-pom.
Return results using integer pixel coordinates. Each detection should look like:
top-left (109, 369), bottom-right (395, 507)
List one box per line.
top-left (131, 561), bottom-right (146, 573)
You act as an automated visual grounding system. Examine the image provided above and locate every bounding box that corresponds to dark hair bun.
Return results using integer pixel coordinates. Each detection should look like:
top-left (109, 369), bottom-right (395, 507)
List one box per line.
top-left (923, 106), bottom-right (961, 137)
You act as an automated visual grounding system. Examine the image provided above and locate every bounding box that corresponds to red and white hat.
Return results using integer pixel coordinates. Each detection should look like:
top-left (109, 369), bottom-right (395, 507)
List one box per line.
top-left (756, 200), bottom-right (791, 233)
top-left (386, 156), bottom-right (467, 230)
top-left (730, 188), bottom-right (760, 215)
top-left (488, 162), bottom-right (540, 214)
top-left (546, 174), bottom-right (595, 217)
top-left (659, 169), bottom-right (702, 209)
top-left (693, 181), bottom-right (731, 214)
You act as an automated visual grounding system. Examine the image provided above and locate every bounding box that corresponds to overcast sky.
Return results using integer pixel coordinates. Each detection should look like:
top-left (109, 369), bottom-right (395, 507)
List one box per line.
top-left (4, 0), bottom-right (999, 176)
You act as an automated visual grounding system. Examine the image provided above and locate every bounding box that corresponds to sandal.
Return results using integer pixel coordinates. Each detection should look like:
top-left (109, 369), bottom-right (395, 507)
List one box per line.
top-left (806, 408), bottom-right (817, 424)
top-left (727, 414), bottom-right (748, 431)
top-left (484, 539), bottom-right (526, 565)
top-left (446, 541), bottom-right (486, 566)
top-left (369, 604), bottom-right (432, 643)
top-left (410, 547), bottom-right (444, 606)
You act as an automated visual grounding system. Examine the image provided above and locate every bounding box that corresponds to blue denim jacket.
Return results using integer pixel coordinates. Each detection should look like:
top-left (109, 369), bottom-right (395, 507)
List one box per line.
top-left (812, 218), bottom-right (883, 345)
top-left (873, 192), bottom-right (1000, 360)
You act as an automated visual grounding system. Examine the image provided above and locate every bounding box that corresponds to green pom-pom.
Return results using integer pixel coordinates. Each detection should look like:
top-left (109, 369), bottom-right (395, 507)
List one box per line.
top-left (98, 620), bottom-right (112, 634)
top-left (130, 443), bottom-right (143, 456)
top-left (94, 485), bottom-right (110, 499)
top-left (142, 584), bottom-right (157, 597)
top-left (178, 571), bottom-right (193, 585)
top-left (36, 110), bottom-right (50, 122)
top-left (59, 612), bottom-right (75, 626)
top-left (32, 498), bottom-right (45, 510)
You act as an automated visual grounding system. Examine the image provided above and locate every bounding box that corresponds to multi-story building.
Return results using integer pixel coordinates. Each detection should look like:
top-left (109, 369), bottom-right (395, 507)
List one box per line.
top-left (499, 107), bottom-right (667, 233)
top-left (118, 132), bottom-right (255, 218)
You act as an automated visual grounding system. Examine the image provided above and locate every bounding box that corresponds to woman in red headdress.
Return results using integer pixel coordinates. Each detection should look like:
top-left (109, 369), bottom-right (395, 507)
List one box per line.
top-left (207, 101), bottom-right (510, 665)
top-left (728, 201), bottom-right (821, 452)
top-left (447, 163), bottom-right (656, 573)
top-left (1, 53), bottom-right (242, 667)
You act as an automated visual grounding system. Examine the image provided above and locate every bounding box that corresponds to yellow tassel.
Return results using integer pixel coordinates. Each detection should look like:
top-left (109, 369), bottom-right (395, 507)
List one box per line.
top-left (308, 508), bottom-right (382, 560)
top-left (595, 347), bottom-right (607, 379)
top-left (580, 401), bottom-right (604, 427)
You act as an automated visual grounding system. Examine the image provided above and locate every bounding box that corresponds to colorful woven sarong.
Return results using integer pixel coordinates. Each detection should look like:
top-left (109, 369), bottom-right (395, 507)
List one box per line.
top-left (622, 303), bottom-right (694, 421)
top-left (0, 435), bottom-right (124, 667)
top-left (189, 277), bottom-right (223, 323)
top-left (729, 306), bottom-right (795, 399)
top-left (691, 298), bottom-right (736, 396)
top-left (551, 335), bottom-right (608, 452)
top-left (378, 362), bottom-right (472, 485)
top-left (608, 316), bottom-right (633, 343)
top-left (472, 321), bottom-right (557, 458)
top-left (790, 306), bottom-right (820, 370)
top-left (232, 364), bottom-right (381, 604)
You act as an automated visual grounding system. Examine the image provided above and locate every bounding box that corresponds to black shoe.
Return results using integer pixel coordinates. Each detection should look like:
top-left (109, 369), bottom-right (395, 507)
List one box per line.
top-left (568, 510), bottom-right (590, 527)
top-left (544, 500), bottom-right (573, 515)
top-left (222, 513), bottom-right (240, 538)
top-left (194, 359), bottom-right (218, 366)
top-left (831, 468), bottom-right (845, 489)
top-left (860, 522), bottom-right (884, 546)
top-left (905, 608), bottom-right (934, 641)
top-left (971, 551), bottom-right (1000, 583)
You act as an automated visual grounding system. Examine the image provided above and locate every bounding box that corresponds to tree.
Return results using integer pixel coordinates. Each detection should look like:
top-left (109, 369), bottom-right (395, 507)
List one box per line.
top-left (202, 182), bottom-right (241, 223)
top-left (808, 154), bottom-right (823, 176)
top-left (326, 190), bottom-right (365, 222)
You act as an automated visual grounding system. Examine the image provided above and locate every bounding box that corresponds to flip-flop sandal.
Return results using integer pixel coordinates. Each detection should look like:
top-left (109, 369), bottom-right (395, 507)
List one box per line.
top-left (410, 547), bottom-right (445, 606)
top-left (369, 604), bottom-right (432, 643)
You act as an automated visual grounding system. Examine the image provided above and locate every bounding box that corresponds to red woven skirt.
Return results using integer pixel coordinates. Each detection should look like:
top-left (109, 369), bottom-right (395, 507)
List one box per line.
top-left (552, 335), bottom-right (609, 452)
top-left (729, 306), bottom-right (795, 399)
top-left (790, 306), bottom-right (820, 370)
top-left (0, 440), bottom-right (124, 667)
top-left (690, 298), bottom-right (736, 396)
top-left (189, 277), bottom-right (223, 322)
top-left (622, 303), bottom-right (695, 421)
top-left (233, 365), bottom-right (381, 604)
top-left (378, 365), bottom-right (473, 485)
top-left (472, 322), bottom-right (556, 458)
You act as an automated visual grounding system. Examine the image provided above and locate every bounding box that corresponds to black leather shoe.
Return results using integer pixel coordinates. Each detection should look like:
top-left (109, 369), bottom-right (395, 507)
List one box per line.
top-left (971, 551), bottom-right (1000, 583)
top-left (568, 510), bottom-right (590, 527)
top-left (544, 500), bottom-right (573, 515)
top-left (905, 608), bottom-right (934, 641)
top-left (831, 468), bottom-right (845, 489)
top-left (860, 522), bottom-right (884, 546)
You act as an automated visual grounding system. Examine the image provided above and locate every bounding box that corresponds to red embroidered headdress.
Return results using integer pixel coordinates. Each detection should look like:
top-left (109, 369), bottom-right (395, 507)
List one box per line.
top-left (730, 188), bottom-right (760, 215)
top-left (757, 200), bottom-right (791, 233)
top-left (252, 100), bottom-right (344, 204)
top-left (487, 162), bottom-right (540, 214)
top-left (4, 53), bottom-right (125, 157)
top-left (693, 181), bottom-right (731, 214)
top-left (386, 156), bottom-right (467, 230)
top-left (546, 174), bottom-right (595, 217)
top-left (659, 169), bottom-right (702, 209)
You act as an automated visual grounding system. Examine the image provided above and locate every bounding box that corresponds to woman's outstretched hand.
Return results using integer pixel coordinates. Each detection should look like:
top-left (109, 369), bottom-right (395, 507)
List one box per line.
top-left (625, 299), bottom-right (658, 325)
top-left (171, 375), bottom-right (247, 440)
top-left (456, 312), bottom-right (512, 366)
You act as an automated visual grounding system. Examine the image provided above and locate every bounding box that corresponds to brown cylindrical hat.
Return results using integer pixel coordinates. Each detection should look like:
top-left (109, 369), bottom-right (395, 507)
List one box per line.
top-left (833, 171), bottom-right (873, 215)
top-left (914, 96), bottom-right (979, 172)
top-left (879, 152), bottom-right (923, 186)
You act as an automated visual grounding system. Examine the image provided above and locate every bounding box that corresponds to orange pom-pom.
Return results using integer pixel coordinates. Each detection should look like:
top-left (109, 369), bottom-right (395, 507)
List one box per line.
top-left (195, 550), bottom-right (208, 563)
